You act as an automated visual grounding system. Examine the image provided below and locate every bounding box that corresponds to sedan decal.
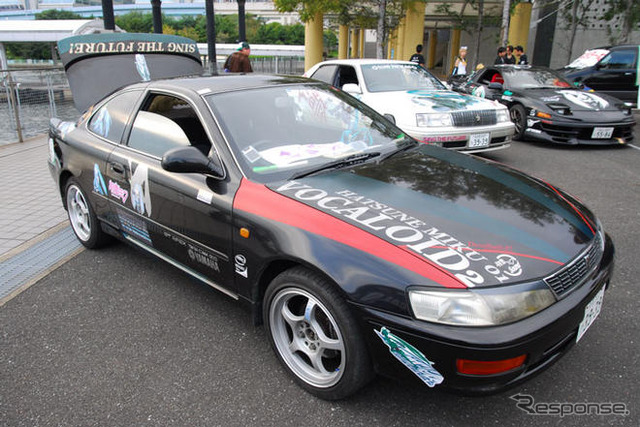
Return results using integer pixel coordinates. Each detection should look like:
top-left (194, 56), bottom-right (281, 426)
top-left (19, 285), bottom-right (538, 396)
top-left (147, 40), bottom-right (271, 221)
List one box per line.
top-left (233, 179), bottom-right (466, 289)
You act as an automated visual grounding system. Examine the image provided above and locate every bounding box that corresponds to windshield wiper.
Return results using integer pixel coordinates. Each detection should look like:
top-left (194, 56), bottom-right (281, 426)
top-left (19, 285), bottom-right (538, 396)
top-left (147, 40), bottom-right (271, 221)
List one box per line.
top-left (291, 152), bottom-right (381, 180)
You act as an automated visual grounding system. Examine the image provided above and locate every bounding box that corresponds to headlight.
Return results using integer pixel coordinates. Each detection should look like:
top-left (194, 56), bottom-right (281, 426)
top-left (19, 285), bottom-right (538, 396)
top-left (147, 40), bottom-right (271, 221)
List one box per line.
top-left (416, 112), bottom-right (453, 127)
top-left (496, 108), bottom-right (510, 123)
top-left (408, 283), bottom-right (556, 326)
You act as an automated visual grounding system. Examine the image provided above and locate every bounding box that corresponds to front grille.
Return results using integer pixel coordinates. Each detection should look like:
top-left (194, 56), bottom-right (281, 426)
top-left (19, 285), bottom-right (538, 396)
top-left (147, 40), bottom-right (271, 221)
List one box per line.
top-left (544, 233), bottom-right (603, 297)
top-left (451, 110), bottom-right (497, 127)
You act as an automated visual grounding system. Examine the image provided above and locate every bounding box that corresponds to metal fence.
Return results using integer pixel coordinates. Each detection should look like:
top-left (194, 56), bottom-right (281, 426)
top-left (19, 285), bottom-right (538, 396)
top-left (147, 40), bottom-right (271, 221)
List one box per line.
top-left (1, 67), bottom-right (77, 145)
top-left (0, 56), bottom-right (306, 146)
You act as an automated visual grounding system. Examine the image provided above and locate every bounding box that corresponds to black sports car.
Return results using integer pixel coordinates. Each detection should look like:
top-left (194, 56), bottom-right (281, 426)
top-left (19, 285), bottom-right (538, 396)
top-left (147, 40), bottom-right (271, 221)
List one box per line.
top-left (49, 34), bottom-right (614, 400)
top-left (456, 65), bottom-right (635, 145)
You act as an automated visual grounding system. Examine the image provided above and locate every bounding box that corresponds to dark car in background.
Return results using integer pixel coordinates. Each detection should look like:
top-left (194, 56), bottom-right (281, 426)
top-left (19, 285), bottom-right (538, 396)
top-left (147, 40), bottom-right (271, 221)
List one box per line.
top-left (457, 65), bottom-right (635, 145)
top-left (562, 45), bottom-right (638, 106)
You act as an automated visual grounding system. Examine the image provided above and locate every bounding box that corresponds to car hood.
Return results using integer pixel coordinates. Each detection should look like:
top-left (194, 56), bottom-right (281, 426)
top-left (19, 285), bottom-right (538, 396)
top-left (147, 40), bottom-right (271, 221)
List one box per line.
top-left (519, 88), bottom-right (624, 112)
top-left (269, 146), bottom-right (598, 288)
top-left (362, 89), bottom-right (503, 115)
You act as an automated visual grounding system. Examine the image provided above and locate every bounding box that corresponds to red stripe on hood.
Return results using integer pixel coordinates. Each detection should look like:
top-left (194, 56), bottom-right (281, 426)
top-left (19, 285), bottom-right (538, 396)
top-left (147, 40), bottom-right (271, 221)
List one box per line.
top-left (234, 179), bottom-right (466, 289)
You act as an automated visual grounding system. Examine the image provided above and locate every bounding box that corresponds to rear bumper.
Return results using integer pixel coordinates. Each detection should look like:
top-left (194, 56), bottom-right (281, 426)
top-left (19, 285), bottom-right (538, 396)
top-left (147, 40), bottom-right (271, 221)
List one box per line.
top-left (351, 234), bottom-right (615, 394)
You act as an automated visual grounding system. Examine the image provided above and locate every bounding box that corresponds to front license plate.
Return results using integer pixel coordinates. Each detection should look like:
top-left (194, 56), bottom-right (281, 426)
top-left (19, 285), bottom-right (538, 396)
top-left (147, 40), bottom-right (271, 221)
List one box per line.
top-left (468, 133), bottom-right (490, 148)
top-left (591, 127), bottom-right (614, 139)
top-left (576, 286), bottom-right (605, 342)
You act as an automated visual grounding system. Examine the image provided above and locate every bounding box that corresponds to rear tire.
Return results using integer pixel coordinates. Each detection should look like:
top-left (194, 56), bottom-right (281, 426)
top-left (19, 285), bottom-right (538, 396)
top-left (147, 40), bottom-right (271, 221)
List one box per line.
top-left (263, 267), bottom-right (373, 400)
top-left (65, 178), bottom-right (110, 249)
top-left (509, 104), bottom-right (527, 140)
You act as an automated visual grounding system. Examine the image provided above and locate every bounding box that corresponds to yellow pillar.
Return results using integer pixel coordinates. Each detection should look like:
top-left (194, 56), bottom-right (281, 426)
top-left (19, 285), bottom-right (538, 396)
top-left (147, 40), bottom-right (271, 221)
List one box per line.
top-left (402, 1), bottom-right (426, 61)
top-left (359, 28), bottom-right (365, 58)
top-left (338, 25), bottom-right (348, 59)
top-left (427, 29), bottom-right (437, 69)
top-left (388, 27), bottom-right (397, 59)
top-left (350, 28), bottom-right (359, 58)
top-left (304, 12), bottom-right (323, 72)
top-left (396, 18), bottom-right (406, 60)
top-left (449, 28), bottom-right (461, 74)
top-left (508, 2), bottom-right (533, 50)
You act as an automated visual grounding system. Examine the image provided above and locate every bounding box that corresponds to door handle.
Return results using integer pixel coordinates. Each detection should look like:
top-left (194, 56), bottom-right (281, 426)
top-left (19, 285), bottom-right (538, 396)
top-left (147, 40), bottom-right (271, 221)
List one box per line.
top-left (110, 162), bottom-right (126, 176)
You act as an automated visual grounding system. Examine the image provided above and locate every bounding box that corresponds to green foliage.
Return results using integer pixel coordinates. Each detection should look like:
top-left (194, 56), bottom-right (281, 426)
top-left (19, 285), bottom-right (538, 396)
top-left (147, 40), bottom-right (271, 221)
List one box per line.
top-left (35, 9), bottom-right (84, 20)
top-left (5, 43), bottom-right (52, 60)
top-left (256, 22), bottom-right (305, 44)
top-left (603, 0), bottom-right (640, 43)
top-left (115, 11), bottom-right (155, 33)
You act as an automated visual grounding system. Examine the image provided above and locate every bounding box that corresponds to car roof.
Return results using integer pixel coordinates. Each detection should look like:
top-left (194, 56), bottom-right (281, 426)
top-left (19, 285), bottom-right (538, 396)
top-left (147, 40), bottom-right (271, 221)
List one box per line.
top-left (312, 59), bottom-right (417, 67)
top-left (489, 64), bottom-right (561, 74)
top-left (136, 73), bottom-right (316, 95)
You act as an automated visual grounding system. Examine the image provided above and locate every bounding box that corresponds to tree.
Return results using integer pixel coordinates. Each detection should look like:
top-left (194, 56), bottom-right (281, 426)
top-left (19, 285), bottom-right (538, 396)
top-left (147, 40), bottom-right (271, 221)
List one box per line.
top-left (561, 0), bottom-right (599, 62)
top-left (500, 0), bottom-right (510, 46)
top-left (35, 9), bottom-right (84, 20)
top-left (604, 0), bottom-right (640, 44)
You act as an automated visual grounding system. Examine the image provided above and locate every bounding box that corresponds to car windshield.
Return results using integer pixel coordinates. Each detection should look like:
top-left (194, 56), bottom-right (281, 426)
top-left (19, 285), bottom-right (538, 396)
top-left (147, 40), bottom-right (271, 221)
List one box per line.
top-left (361, 63), bottom-right (447, 93)
top-left (506, 69), bottom-right (573, 90)
top-left (206, 83), bottom-right (408, 183)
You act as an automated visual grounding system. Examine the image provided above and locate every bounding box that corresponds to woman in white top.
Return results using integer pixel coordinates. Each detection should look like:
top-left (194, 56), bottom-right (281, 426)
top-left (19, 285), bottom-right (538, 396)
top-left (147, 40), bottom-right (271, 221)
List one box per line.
top-left (452, 46), bottom-right (468, 76)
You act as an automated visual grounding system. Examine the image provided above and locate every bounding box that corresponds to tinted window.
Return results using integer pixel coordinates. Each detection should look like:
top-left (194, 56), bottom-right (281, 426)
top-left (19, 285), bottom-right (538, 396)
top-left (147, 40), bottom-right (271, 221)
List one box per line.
top-left (310, 65), bottom-right (338, 85)
top-left (88, 90), bottom-right (141, 143)
top-left (127, 94), bottom-right (212, 158)
top-left (599, 49), bottom-right (637, 69)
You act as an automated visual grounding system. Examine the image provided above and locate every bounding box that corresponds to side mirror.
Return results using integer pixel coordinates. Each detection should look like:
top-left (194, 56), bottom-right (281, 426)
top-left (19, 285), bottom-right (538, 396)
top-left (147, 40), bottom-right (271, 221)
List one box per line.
top-left (488, 82), bottom-right (503, 90)
top-left (342, 83), bottom-right (362, 94)
top-left (383, 113), bottom-right (396, 124)
top-left (161, 146), bottom-right (224, 178)
top-left (573, 81), bottom-right (585, 89)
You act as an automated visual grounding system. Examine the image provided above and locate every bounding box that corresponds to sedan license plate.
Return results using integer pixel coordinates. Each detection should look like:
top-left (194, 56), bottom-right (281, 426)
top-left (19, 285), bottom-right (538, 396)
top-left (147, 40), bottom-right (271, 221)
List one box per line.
top-left (591, 127), bottom-right (614, 139)
top-left (468, 133), bottom-right (490, 148)
top-left (576, 287), bottom-right (605, 342)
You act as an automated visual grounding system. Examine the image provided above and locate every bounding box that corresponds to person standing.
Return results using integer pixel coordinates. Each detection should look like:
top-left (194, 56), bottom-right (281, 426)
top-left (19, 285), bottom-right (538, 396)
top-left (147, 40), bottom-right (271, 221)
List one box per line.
top-left (504, 45), bottom-right (516, 64)
top-left (224, 41), bottom-right (253, 73)
top-left (451, 46), bottom-right (468, 76)
top-left (514, 45), bottom-right (528, 65)
top-left (494, 47), bottom-right (507, 64)
top-left (409, 44), bottom-right (426, 68)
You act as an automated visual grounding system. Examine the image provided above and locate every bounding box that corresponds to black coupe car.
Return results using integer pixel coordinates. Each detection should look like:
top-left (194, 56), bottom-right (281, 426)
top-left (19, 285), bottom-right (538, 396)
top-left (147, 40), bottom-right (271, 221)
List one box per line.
top-left (49, 34), bottom-right (614, 400)
top-left (456, 65), bottom-right (635, 145)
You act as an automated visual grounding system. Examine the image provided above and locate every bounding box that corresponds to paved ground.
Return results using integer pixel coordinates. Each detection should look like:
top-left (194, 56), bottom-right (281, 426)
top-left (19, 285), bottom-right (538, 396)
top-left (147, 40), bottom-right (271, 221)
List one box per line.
top-left (0, 136), bottom-right (67, 256)
top-left (1, 118), bottom-right (639, 426)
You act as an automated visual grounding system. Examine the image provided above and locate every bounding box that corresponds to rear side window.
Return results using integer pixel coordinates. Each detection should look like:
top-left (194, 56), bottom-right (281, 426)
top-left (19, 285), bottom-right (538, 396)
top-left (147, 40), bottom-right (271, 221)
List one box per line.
top-left (127, 93), bottom-right (212, 158)
top-left (88, 90), bottom-right (141, 143)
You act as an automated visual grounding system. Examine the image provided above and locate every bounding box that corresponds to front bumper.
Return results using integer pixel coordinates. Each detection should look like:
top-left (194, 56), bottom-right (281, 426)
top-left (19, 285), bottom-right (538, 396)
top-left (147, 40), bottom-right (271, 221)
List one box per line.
top-left (404, 121), bottom-right (515, 153)
top-left (524, 116), bottom-right (635, 145)
top-left (351, 233), bottom-right (614, 394)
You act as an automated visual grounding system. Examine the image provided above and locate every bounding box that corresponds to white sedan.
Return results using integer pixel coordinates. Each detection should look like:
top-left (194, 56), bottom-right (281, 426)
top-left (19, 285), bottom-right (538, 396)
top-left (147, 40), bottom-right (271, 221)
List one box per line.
top-left (305, 59), bottom-right (515, 153)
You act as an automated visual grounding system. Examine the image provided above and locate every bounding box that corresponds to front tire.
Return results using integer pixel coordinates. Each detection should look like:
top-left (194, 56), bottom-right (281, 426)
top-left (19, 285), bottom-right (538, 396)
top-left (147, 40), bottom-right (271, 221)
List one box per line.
top-left (509, 104), bottom-right (527, 140)
top-left (65, 178), bottom-right (110, 249)
top-left (263, 267), bottom-right (373, 400)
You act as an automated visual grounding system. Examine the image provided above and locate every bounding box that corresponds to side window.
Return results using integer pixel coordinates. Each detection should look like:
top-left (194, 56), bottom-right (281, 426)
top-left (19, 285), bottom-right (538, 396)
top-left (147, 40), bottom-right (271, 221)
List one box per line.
top-left (310, 65), bottom-right (338, 85)
top-left (599, 50), bottom-right (637, 69)
top-left (88, 90), bottom-right (141, 143)
top-left (127, 94), bottom-right (212, 158)
top-left (336, 66), bottom-right (359, 89)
